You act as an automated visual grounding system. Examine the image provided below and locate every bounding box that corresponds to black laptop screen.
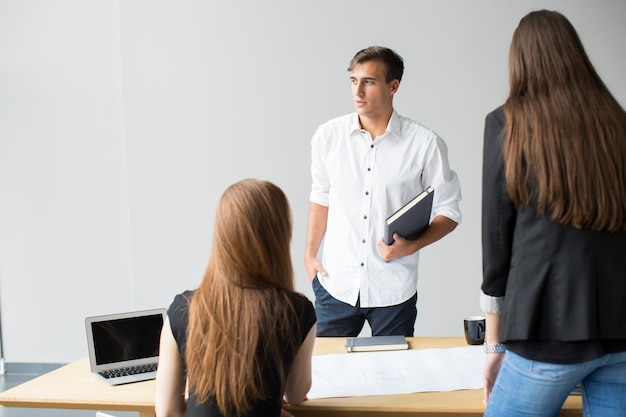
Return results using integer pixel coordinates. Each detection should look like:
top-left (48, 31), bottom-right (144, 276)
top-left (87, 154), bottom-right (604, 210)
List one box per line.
top-left (91, 314), bottom-right (164, 365)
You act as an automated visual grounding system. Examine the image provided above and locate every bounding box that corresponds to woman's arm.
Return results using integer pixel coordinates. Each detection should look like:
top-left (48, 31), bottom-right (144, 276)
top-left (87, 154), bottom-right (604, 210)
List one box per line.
top-left (481, 108), bottom-right (511, 404)
top-left (283, 324), bottom-right (317, 405)
top-left (155, 317), bottom-right (187, 417)
top-left (481, 107), bottom-right (516, 297)
top-left (483, 312), bottom-right (504, 404)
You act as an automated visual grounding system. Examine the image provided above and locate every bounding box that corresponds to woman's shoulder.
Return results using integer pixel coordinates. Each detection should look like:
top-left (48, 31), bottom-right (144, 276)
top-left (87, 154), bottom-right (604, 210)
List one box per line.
top-left (287, 291), bottom-right (314, 308)
top-left (171, 289), bottom-right (194, 306)
top-left (288, 292), bottom-right (316, 333)
top-left (287, 291), bottom-right (316, 323)
top-left (168, 290), bottom-right (195, 318)
top-left (486, 105), bottom-right (506, 126)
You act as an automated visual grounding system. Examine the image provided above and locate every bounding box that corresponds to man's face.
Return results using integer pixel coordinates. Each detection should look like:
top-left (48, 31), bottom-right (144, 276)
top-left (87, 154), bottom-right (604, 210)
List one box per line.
top-left (350, 60), bottom-right (399, 120)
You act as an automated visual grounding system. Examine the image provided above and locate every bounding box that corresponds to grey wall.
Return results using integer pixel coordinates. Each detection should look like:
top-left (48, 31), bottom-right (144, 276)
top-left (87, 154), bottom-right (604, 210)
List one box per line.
top-left (1, 0), bottom-right (624, 363)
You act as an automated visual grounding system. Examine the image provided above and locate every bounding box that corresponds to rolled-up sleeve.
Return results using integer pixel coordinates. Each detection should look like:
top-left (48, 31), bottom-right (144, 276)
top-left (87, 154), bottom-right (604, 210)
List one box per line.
top-left (423, 135), bottom-right (462, 224)
top-left (480, 291), bottom-right (504, 314)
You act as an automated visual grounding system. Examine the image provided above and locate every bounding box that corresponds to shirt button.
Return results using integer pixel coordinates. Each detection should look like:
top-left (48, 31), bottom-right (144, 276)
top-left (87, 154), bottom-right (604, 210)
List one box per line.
top-left (367, 167), bottom-right (371, 171)
top-left (370, 144), bottom-right (374, 149)
top-left (365, 191), bottom-right (369, 196)
top-left (361, 263), bottom-right (365, 267)
top-left (362, 239), bottom-right (366, 243)
top-left (363, 215), bottom-right (367, 219)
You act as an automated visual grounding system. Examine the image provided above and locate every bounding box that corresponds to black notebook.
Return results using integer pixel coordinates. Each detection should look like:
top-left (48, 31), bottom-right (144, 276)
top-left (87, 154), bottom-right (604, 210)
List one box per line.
top-left (345, 335), bottom-right (409, 352)
top-left (384, 186), bottom-right (434, 245)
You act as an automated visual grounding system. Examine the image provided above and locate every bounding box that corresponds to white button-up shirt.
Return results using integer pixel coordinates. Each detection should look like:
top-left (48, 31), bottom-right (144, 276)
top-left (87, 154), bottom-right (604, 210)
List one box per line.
top-left (310, 110), bottom-right (462, 307)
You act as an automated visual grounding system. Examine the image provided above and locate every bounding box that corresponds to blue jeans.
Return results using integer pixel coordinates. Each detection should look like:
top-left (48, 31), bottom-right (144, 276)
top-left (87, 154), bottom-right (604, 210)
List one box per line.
top-left (312, 276), bottom-right (417, 337)
top-left (484, 350), bottom-right (626, 417)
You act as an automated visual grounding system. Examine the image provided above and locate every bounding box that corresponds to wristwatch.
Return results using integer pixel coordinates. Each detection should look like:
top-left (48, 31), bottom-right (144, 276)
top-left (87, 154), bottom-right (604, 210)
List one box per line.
top-left (484, 343), bottom-right (506, 353)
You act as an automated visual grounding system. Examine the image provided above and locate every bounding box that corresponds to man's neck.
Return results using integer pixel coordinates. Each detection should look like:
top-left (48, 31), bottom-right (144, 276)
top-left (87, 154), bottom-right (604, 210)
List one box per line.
top-left (359, 110), bottom-right (393, 139)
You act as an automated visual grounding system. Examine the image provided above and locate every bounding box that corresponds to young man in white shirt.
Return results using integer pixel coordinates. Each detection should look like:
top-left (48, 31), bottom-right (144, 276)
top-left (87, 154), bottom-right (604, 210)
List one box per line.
top-left (305, 46), bottom-right (462, 337)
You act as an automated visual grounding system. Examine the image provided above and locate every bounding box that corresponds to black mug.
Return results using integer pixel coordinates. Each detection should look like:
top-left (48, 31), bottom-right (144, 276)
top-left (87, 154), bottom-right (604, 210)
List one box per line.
top-left (464, 316), bottom-right (486, 345)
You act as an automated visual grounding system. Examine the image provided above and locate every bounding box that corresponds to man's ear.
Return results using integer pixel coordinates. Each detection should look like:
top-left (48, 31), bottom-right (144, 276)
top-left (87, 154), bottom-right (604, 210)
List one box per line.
top-left (389, 79), bottom-right (400, 95)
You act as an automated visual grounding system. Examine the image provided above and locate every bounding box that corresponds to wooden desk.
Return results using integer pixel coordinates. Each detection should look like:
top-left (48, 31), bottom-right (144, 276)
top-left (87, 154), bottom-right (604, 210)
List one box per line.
top-left (0, 356), bottom-right (155, 417)
top-left (0, 337), bottom-right (582, 417)
top-left (288, 337), bottom-right (583, 416)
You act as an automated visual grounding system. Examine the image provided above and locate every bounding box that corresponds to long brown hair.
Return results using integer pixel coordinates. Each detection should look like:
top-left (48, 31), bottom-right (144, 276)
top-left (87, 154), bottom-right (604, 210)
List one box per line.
top-left (186, 178), bottom-right (298, 415)
top-left (503, 10), bottom-right (626, 232)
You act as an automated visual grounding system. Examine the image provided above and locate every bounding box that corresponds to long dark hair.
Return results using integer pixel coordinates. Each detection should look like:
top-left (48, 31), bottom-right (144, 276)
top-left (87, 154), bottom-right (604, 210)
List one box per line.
top-left (504, 10), bottom-right (626, 231)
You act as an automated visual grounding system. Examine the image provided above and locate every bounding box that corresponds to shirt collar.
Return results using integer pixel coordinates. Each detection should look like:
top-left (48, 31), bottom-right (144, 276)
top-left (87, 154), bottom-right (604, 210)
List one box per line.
top-left (349, 109), bottom-right (401, 138)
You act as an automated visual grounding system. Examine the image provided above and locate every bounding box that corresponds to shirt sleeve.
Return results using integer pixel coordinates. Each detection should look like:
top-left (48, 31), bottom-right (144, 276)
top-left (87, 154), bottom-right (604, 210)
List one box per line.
top-left (479, 291), bottom-right (504, 314)
top-left (481, 107), bottom-right (516, 298)
top-left (290, 293), bottom-right (317, 344)
top-left (421, 135), bottom-right (462, 224)
top-left (167, 291), bottom-right (194, 355)
top-left (309, 126), bottom-right (330, 207)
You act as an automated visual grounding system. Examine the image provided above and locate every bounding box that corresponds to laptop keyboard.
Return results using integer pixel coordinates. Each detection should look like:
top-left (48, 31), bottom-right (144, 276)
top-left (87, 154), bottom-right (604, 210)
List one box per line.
top-left (98, 362), bottom-right (158, 379)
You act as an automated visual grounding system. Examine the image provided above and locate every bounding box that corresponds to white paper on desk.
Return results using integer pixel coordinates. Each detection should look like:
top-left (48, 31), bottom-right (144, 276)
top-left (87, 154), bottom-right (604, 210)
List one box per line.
top-left (308, 346), bottom-right (484, 399)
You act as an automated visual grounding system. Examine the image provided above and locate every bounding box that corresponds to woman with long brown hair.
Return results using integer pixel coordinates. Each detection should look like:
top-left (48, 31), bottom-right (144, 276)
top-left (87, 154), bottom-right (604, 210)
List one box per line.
top-left (481, 10), bottom-right (626, 416)
top-left (155, 178), bottom-right (316, 417)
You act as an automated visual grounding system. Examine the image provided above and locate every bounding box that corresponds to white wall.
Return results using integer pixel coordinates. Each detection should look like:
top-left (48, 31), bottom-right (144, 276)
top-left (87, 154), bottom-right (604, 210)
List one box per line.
top-left (0, 0), bottom-right (624, 363)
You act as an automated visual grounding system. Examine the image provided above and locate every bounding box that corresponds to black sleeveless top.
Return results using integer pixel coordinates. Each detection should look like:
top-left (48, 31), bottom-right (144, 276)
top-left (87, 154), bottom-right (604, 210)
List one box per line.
top-left (167, 290), bottom-right (316, 417)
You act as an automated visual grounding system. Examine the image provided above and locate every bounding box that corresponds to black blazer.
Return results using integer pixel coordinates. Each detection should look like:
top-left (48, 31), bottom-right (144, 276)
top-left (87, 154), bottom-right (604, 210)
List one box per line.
top-left (481, 106), bottom-right (626, 342)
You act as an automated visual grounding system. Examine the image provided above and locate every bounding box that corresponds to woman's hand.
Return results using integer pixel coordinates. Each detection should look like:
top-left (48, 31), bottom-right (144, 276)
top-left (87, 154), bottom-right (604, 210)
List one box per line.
top-left (280, 408), bottom-right (294, 417)
top-left (281, 396), bottom-right (309, 417)
top-left (483, 352), bottom-right (504, 404)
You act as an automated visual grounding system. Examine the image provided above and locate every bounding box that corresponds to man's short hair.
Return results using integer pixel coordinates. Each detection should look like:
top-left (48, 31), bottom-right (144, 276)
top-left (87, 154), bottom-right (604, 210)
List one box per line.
top-left (348, 46), bottom-right (404, 83)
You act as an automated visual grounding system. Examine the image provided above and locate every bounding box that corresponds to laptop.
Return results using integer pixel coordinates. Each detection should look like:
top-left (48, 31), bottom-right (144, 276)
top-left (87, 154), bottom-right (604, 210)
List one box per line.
top-left (85, 308), bottom-right (167, 385)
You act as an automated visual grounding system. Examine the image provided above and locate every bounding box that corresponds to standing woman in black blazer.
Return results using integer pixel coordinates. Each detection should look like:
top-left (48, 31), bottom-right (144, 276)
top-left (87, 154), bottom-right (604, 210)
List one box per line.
top-left (481, 10), bottom-right (626, 417)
